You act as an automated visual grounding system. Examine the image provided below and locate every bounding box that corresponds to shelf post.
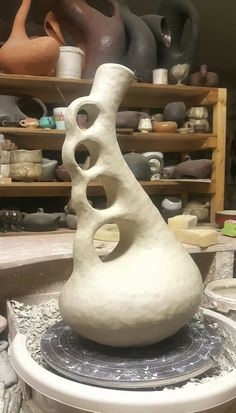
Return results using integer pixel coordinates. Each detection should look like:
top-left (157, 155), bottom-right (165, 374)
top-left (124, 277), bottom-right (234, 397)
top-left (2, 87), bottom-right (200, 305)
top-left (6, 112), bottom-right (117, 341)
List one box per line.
top-left (211, 88), bottom-right (227, 222)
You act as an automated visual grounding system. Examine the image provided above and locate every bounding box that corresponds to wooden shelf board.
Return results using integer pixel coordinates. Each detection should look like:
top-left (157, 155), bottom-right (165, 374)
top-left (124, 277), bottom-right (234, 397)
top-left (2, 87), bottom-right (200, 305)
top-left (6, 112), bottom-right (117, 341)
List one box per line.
top-left (2, 127), bottom-right (217, 152)
top-left (0, 73), bottom-right (218, 107)
top-left (0, 179), bottom-right (215, 197)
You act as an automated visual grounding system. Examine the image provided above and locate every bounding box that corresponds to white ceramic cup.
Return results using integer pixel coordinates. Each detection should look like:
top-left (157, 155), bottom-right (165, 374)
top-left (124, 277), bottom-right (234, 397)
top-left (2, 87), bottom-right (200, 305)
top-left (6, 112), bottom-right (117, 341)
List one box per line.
top-left (152, 68), bottom-right (168, 85)
top-left (56, 46), bottom-right (85, 79)
top-left (53, 107), bottom-right (67, 130)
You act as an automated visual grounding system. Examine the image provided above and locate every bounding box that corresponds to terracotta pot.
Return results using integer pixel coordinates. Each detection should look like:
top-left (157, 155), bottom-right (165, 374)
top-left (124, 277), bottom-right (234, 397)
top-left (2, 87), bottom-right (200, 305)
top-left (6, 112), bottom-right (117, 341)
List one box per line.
top-left (46, 0), bottom-right (126, 79)
top-left (152, 121), bottom-right (177, 133)
top-left (190, 65), bottom-right (219, 87)
top-left (0, 0), bottom-right (59, 75)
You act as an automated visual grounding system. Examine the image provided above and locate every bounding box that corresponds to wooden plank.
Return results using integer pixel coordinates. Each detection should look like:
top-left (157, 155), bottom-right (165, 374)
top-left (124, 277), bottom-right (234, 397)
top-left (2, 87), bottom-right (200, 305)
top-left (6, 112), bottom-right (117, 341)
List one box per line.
top-left (211, 88), bottom-right (227, 222)
top-left (1, 127), bottom-right (216, 152)
top-left (0, 73), bottom-right (217, 107)
top-left (118, 133), bottom-right (217, 153)
top-left (0, 180), bottom-right (215, 197)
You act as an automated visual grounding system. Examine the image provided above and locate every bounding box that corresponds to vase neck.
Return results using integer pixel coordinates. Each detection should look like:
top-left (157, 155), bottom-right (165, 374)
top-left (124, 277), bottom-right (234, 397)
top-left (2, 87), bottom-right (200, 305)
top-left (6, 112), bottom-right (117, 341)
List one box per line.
top-left (90, 64), bottom-right (134, 113)
top-left (11, 0), bottom-right (31, 38)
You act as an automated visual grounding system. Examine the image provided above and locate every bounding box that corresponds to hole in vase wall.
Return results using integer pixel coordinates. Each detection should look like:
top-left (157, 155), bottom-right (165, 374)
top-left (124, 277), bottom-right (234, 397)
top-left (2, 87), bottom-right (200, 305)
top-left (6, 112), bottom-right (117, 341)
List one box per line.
top-left (76, 104), bottom-right (99, 130)
top-left (94, 222), bottom-right (120, 242)
top-left (95, 218), bottom-right (138, 263)
top-left (74, 143), bottom-right (91, 170)
top-left (87, 180), bottom-right (108, 209)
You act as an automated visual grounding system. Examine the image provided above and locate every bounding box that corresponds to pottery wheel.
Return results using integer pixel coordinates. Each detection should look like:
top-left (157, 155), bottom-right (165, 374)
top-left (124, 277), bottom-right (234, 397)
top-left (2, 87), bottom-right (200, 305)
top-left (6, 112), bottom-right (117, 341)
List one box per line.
top-left (41, 318), bottom-right (222, 390)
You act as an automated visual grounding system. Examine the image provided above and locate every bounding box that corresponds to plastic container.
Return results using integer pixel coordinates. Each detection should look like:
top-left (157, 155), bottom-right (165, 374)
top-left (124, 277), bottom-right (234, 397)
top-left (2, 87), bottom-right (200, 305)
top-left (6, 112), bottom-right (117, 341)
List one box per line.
top-left (204, 278), bottom-right (236, 320)
top-left (56, 46), bottom-right (85, 79)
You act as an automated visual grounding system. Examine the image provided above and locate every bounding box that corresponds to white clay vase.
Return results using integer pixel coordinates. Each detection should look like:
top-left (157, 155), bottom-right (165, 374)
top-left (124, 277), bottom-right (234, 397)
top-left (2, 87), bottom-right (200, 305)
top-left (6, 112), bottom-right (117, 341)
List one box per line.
top-left (60, 63), bottom-right (203, 347)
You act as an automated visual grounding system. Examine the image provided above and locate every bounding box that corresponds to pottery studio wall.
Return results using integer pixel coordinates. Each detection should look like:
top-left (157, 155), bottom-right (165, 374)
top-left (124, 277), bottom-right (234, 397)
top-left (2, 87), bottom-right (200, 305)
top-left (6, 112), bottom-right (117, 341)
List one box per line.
top-left (0, 0), bottom-right (234, 217)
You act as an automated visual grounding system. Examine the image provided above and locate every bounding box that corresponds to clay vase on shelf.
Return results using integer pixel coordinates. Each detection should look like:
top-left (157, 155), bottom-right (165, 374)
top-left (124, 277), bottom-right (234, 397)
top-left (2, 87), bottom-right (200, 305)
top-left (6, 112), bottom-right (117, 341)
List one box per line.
top-left (116, 111), bottom-right (150, 130)
top-left (174, 159), bottom-right (213, 179)
top-left (163, 101), bottom-right (187, 127)
top-left (0, 95), bottom-right (47, 124)
top-left (118, 0), bottom-right (157, 82)
top-left (123, 152), bottom-right (152, 180)
top-left (0, 0), bottom-right (59, 75)
top-left (157, 0), bottom-right (199, 72)
top-left (23, 208), bottom-right (60, 231)
top-left (46, 0), bottom-right (125, 79)
top-left (190, 64), bottom-right (219, 87)
top-left (170, 63), bottom-right (190, 85)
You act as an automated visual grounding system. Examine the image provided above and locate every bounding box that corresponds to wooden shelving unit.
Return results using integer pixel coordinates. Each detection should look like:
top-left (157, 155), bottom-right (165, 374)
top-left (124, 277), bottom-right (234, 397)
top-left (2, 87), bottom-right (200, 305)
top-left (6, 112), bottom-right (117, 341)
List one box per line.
top-left (0, 74), bottom-right (226, 222)
top-left (0, 179), bottom-right (215, 197)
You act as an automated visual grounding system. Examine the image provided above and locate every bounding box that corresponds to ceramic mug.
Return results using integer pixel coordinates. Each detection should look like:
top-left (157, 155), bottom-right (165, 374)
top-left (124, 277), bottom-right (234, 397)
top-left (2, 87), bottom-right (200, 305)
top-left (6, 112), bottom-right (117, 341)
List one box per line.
top-left (39, 116), bottom-right (56, 129)
top-left (53, 107), bottom-right (67, 130)
top-left (19, 117), bottom-right (39, 128)
top-left (152, 68), bottom-right (168, 85)
top-left (184, 119), bottom-right (210, 133)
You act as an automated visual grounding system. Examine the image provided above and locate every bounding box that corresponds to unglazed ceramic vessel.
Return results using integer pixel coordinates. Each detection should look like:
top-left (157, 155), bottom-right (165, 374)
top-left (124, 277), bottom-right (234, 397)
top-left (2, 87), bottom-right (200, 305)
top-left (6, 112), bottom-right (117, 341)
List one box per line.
top-left (60, 63), bottom-right (203, 347)
top-left (46, 0), bottom-right (125, 79)
top-left (0, 0), bottom-right (59, 75)
top-left (119, 0), bottom-right (157, 83)
top-left (190, 64), bottom-right (219, 87)
top-left (157, 0), bottom-right (199, 72)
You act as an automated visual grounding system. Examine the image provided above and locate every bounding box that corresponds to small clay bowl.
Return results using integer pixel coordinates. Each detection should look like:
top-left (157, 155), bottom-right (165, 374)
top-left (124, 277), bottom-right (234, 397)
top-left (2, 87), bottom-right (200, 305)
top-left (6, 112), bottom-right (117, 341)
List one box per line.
top-left (215, 210), bottom-right (236, 228)
top-left (152, 121), bottom-right (178, 133)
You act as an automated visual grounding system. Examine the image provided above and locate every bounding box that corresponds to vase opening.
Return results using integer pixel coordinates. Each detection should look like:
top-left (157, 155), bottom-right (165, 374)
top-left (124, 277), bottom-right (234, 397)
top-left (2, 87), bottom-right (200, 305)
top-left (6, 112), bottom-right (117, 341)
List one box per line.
top-left (161, 18), bottom-right (171, 48)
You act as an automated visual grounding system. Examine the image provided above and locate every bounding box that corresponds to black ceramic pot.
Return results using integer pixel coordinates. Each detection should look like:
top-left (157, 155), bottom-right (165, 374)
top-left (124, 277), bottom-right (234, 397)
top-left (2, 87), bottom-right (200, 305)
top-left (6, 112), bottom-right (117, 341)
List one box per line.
top-left (157, 0), bottom-right (199, 72)
top-left (118, 0), bottom-right (157, 83)
top-left (163, 101), bottom-right (187, 127)
top-left (141, 15), bottom-right (171, 49)
top-left (123, 152), bottom-right (151, 181)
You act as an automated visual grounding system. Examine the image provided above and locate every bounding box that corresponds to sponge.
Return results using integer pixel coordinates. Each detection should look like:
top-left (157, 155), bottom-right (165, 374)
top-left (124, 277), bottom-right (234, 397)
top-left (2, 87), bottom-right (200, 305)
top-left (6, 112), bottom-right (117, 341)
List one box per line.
top-left (173, 228), bottom-right (218, 248)
top-left (168, 214), bottom-right (197, 231)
